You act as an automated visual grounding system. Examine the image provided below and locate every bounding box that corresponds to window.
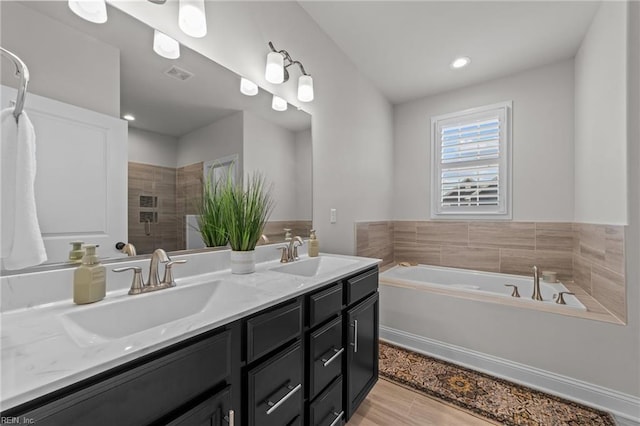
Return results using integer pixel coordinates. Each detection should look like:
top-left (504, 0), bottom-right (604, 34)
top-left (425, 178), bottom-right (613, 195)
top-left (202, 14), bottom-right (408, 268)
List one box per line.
top-left (431, 102), bottom-right (512, 218)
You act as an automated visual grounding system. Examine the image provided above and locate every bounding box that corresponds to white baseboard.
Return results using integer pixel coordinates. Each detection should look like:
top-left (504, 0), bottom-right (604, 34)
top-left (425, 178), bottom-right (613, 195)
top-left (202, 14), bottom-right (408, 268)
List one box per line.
top-left (380, 326), bottom-right (640, 426)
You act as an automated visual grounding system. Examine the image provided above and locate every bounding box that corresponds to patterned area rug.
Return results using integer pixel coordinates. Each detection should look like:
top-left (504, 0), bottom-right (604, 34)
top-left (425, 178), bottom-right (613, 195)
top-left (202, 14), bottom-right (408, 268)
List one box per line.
top-left (379, 342), bottom-right (615, 426)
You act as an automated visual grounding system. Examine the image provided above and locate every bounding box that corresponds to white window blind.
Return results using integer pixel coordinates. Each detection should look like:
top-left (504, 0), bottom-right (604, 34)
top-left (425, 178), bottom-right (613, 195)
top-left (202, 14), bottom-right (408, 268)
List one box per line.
top-left (431, 102), bottom-right (511, 218)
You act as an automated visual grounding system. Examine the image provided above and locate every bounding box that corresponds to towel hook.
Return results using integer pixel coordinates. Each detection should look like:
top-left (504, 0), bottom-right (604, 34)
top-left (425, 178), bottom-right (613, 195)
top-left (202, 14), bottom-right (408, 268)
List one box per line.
top-left (1, 47), bottom-right (30, 121)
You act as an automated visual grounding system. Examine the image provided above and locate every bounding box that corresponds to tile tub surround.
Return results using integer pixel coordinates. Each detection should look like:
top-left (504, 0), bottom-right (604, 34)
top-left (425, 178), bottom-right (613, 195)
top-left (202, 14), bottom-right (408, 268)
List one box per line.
top-left (0, 246), bottom-right (379, 410)
top-left (356, 220), bottom-right (627, 322)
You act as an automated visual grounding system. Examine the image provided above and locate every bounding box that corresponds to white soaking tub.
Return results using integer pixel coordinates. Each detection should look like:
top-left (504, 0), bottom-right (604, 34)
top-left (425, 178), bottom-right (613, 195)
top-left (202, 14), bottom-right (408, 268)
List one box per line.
top-left (380, 264), bottom-right (586, 311)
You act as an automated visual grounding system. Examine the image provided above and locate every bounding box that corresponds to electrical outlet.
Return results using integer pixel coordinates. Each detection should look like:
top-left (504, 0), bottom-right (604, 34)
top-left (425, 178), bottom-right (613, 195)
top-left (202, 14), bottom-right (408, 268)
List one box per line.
top-left (330, 208), bottom-right (337, 223)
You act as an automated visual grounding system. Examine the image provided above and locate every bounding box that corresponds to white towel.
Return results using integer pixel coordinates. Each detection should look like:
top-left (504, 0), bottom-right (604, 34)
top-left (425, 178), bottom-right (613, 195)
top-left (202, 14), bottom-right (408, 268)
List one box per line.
top-left (1, 108), bottom-right (47, 269)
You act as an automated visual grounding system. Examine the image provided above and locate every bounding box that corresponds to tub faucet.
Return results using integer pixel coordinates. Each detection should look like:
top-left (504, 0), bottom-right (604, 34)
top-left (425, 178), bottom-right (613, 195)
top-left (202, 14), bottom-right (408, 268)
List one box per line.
top-left (532, 265), bottom-right (543, 301)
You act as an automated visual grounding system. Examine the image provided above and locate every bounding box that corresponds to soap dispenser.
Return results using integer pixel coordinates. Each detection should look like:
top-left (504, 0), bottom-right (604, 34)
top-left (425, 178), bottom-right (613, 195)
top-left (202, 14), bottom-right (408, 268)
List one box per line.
top-left (73, 244), bottom-right (106, 304)
top-left (68, 241), bottom-right (85, 263)
top-left (308, 229), bottom-right (319, 257)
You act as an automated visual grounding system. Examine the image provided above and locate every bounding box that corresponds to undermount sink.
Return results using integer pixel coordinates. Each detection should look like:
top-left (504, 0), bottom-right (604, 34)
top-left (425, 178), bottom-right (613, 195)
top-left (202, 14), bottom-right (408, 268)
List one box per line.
top-left (60, 281), bottom-right (225, 345)
top-left (270, 256), bottom-right (359, 277)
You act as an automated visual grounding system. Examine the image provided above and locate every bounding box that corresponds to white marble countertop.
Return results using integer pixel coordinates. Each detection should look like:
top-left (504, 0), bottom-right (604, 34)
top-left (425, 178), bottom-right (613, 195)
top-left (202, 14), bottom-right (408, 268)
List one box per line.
top-left (0, 253), bottom-right (379, 411)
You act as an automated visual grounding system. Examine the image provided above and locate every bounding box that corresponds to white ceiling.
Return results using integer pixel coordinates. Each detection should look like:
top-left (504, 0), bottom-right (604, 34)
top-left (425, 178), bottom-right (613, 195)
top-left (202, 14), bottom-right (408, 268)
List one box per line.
top-left (22, 1), bottom-right (311, 137)
top-left (300, 1), bottom-right (601, 104)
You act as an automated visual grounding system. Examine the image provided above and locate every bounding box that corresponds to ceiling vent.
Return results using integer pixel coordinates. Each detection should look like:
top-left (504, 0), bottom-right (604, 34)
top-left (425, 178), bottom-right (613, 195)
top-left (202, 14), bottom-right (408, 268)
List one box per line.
top-left (164, 66), bottom-right (193, 81)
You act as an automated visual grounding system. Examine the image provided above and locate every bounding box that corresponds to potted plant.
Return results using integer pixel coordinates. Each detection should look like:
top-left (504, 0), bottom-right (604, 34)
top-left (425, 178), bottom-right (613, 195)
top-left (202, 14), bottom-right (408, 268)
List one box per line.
top-left (195, 174), bottom-right (228, 248)
top-left (221, 172), bottom-right (274, 274)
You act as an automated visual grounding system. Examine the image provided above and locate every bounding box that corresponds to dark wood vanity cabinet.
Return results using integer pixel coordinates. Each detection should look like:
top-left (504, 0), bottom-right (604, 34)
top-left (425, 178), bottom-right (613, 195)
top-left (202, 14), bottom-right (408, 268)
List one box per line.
top-left (242, 265), bottom-right (379, 426)
top-left (4, 323), bottom-right (241, 426)
top-left (3, 265), bottom-right (379, 426)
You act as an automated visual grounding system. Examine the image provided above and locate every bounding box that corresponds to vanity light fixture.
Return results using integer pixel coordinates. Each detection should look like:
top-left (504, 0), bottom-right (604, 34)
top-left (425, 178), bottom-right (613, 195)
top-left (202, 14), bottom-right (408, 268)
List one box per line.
top-left (271, 95), bottom-right (288, 112)
top-left (123, 114), bottom-right (135, 121)
top-left (264, 42), bottom-right (314, 102)
top-left (153, 30), bottom-right (180, 59)
top-left (178, 0), bottom-right (207, 38)
top-left (450, 56), bottom-right (471, 69)
top-left (68, 0), bottom-right (107, 24)
top-left (240, 78), bottom-right (259, 96)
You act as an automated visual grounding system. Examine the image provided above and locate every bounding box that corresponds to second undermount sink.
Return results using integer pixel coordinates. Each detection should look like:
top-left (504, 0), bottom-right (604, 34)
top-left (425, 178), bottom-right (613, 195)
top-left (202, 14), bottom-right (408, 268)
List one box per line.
top-left (270, 256), bottom-right (359, 277)
top-left (60, 281), bottom-right (227, 345)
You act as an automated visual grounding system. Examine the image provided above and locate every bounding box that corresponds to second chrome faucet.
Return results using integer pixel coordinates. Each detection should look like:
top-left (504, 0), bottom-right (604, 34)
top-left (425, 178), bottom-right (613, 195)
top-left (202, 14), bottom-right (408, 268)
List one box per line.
top-left (114, 249), bottom-right (187, 295)
top-left (279, 236), bottom-right (304, 263)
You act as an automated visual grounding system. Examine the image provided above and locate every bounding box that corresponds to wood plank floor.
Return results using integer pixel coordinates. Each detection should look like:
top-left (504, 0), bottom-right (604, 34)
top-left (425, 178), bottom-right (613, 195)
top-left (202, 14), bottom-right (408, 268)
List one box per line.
top-left (347, 378), bottom-right (496, 426)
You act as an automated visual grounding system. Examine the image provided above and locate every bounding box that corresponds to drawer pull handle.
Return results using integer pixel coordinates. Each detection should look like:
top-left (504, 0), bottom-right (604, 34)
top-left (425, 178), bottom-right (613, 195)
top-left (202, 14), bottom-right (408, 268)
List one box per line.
top-left (266, 383), bottom-right (302, 415)
top-left (224, 410), bottom-right (234, 426)
top-left (329, 410), bottom-right (344, 426)
top-left (351, 320), bottom-right (358, 353)
top-left (321, 347), bottom-right (345, 367)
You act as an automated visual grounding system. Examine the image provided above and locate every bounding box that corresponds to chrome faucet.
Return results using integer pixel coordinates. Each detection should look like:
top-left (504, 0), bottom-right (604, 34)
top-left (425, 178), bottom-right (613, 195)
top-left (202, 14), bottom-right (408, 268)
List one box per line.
top-left (531, 265), bottom-right (543, 301)
top-left (148, 248), bottom-right (170, 287)
top-left (113, 248), bottom-right (187, 295)
top-left (279, 236), bottom-right (304, 263)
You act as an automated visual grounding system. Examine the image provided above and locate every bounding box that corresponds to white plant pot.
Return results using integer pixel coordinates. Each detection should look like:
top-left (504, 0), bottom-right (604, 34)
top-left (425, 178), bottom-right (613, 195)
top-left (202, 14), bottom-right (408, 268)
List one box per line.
top-left (230, 250), bottom-right (256, 274)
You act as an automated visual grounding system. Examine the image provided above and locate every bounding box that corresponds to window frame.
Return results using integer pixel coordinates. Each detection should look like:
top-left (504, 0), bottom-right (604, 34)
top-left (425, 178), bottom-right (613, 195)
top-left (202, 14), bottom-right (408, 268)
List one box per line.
top-left (430, 101), bottom-right (513, 219)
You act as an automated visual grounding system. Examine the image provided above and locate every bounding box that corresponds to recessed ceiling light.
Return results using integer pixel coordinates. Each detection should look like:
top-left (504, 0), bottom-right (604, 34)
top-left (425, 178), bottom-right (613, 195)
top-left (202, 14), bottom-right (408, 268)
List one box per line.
top-left (450, 57), bottom-right (471, 69)
top-left (123, 114), bottom-right (135, 121)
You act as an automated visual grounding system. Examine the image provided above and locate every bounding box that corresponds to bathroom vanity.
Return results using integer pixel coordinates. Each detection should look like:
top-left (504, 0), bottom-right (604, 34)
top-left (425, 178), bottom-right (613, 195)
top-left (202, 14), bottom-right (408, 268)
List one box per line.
top-left (0, 252), bottom-right (379, 426)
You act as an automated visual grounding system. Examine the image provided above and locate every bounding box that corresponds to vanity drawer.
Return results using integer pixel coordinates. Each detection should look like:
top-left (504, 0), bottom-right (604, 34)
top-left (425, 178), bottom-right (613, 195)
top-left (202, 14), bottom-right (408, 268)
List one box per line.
top-left (248, 342), bottom-right (303, 426)
top-left (308, 283), bottom-right (343, 327)
top-left (346, 268), bottom-right (378, 306)
top-left (19, 329), bottom-right (232, 426)
top-left (246, 300), bottom-right (302, 363)
top-left (309, 316), bottom-right (343, 399)
top-left (309, 377), bottom-right (344, 426)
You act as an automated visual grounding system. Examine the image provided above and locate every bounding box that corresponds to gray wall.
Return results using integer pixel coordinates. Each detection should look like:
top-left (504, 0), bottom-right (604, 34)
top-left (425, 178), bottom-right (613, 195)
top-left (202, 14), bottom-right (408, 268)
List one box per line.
top-left (243, 111), bottom-right (299, 222)
top-left (0, 2), bottom-right (120, 117)
top-left (393, 59), bottom-right (575, 221)
top-left (574, 1), bottom-right (628, 225)
top-left (128, 127), bottom-right (179, 168)
top-left (177, 112), bottom-right (243, 170)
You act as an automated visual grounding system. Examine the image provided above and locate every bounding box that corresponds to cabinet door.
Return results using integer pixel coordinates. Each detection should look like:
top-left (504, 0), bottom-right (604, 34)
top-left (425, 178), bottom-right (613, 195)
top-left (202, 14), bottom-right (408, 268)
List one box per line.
top-left (345, 292), bottom-right (379, 420)
top-left (165, 385), bottom-right (232, 426)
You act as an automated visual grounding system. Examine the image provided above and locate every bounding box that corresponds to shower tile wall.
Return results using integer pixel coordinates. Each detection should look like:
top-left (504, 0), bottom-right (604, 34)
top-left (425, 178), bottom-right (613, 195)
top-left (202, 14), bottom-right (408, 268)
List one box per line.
top-left (176, 162), bottom-right (204, 250)
top-left (355, 220), bottom-right (626, 322)
top-left (128, 162), bottom-right (178, 254)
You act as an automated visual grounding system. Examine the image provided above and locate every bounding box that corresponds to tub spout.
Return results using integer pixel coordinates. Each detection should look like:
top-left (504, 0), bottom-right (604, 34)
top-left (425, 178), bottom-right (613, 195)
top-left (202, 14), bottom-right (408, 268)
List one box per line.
top-left (532, 265), bottom-right (543, 301)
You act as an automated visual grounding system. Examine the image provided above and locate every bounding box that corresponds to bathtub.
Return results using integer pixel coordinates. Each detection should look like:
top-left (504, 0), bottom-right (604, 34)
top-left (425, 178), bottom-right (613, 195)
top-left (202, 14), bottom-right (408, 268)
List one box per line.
top-left (380, 264), bottom-right (586, 311)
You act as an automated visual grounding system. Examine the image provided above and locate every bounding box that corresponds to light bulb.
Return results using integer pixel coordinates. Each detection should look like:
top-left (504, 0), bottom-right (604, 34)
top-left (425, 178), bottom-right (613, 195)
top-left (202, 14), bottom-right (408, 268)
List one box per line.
top-left (153, 30), bottom-right (180, 59)
top-left (271, 95), bottom-right (287, 112)
top-left (240, 78), bottom-right (258, 96)
top-left (265, 52), bottom-right (284, 84)
top-left (178, 0), bottom-right (207, 38)
top-left (68, 0), bottom-right (107, 24)
top-left (450, 57), bottom-right (471, 69)
top-left (123, 114), bottom-right (135, 121)
top-left (297, 75), bottom-right (314, 102)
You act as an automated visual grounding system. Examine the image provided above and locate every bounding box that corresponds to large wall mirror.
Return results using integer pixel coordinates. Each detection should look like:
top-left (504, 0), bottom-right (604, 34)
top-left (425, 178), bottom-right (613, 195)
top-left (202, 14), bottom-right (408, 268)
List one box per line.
top-left (1, 1), bottom-right (312, 270)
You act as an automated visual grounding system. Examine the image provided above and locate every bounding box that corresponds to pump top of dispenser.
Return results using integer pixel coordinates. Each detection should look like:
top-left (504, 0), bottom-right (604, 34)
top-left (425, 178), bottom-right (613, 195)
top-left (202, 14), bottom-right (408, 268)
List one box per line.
top-left (69, 241), bottom-right (85, 263)
top-left (81, 244), bottom-right (100, 265)
top-left (284, 228), bottom-right (292, 241)
top-left (310, 229), bottom-right (317, 240)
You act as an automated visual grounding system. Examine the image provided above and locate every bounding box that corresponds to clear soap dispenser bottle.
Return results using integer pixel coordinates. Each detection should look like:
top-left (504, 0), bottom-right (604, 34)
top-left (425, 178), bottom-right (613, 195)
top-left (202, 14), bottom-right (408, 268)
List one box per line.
top-left (73, 244), bottom-right (106, 304)
top-left (308, 229), bottom-right (319, 257)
